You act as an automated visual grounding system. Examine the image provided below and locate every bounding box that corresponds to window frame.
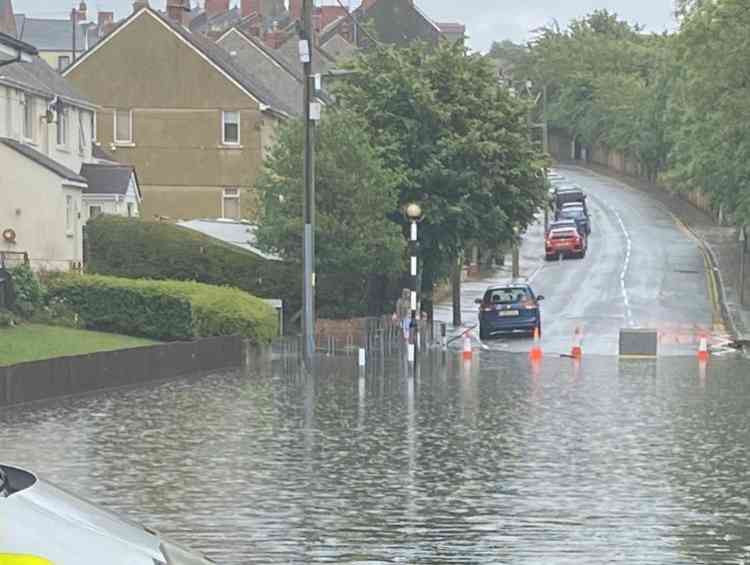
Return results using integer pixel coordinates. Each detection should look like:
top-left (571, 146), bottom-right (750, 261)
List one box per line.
top-left (221, 188), bottom-right (241, 219)
top-left (89, 205), bottom-right (102, 219)
top-left (114, 109), bottom-right (133, 145)
top-left (65, 195), bottom-right (74, 234)
top-left (56, 104), bottom-right (68, 148)
top-left (57, 55), bottom-right (71, 72)
top-left (221, 110), bottom-right (240, 146)
top-left (22, 93), bottom-right (34, 142)
top-left (78, 110), bottom-right (87, 155)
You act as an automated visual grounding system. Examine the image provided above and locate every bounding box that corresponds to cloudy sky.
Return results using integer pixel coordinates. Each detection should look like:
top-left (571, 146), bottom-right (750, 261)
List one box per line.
top-left (11, 0), bottom-right (678, 51)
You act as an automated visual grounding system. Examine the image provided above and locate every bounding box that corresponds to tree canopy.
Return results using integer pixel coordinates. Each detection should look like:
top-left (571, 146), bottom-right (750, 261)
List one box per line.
top-left (334, 41), bottom-right (547, 303)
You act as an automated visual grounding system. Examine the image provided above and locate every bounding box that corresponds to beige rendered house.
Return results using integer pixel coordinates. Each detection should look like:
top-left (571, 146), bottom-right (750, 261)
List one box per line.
top-left (63, 3), bottom-right (296, 222)
top-left (0, 32), bottom-right (97, 270)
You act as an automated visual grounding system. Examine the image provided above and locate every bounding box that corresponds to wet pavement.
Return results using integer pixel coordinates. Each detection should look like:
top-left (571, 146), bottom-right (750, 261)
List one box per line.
top-left (3, 350), bottom-right (750, 564)
top-left (436, 167), bottom-right (725, 357)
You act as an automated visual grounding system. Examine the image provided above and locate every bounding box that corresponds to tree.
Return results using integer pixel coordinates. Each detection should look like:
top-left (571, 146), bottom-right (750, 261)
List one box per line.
top-left (255, 108), bottom-right (405, 317)
top-left (335, 41), bottom-right (547, 317)
top-left (522, 10), bottom-right (672, 181)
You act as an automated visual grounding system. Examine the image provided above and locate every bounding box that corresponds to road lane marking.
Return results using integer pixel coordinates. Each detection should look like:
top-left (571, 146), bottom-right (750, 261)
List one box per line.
top-left (613, 210), bottom-right (635, 327)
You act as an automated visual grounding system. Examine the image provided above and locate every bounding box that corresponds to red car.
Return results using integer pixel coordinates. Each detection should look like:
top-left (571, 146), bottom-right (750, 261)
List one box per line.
top-left (545, 227), bottom-right (587, 260)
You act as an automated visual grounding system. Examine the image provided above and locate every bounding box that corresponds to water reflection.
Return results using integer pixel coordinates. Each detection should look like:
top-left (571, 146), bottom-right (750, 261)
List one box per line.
top-left (1, 351), bottom-right (750, 564)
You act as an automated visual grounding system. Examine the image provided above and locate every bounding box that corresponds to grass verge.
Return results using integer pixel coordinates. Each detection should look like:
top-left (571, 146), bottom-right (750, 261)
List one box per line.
top-left (0, 324), bottom-right (156, 366)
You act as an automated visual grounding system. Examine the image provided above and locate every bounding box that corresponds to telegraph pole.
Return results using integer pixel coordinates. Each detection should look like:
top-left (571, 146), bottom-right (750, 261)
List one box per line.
top-left (301, 0), bottom-right (316, 368)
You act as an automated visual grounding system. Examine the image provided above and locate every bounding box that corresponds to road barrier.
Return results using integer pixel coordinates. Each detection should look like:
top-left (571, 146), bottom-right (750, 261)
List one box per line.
top-left (463, 332), bottom-right (473, 360)
top-left (698, 336), bottom-right (710, 361)
top-left (619, 329), bottom-right (658, 357)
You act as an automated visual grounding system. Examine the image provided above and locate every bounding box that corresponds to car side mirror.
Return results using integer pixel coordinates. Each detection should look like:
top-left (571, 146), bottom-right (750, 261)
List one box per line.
top-left (537, 295), bottom-right (545, 301)
top-left (474, 298), bottom-right (483, 305)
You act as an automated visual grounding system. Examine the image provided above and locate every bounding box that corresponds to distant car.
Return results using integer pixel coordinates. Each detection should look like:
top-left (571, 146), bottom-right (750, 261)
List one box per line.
top-left (555, 188), bottom-right (586, 207)
top-left (561, 200), bottom-right (589, 218)
top-left (476, 283), bottom-right (544, 339)
top-left (547, 219), bottom-right (582, 236)
top-left (546, 226), bottom-right (587, 260)
top-left (557, 206), bottom-right (591, 235)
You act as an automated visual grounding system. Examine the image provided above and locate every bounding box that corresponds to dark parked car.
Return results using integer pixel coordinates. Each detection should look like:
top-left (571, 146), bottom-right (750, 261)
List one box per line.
top-left (476, 284), bottom-right (544, 340)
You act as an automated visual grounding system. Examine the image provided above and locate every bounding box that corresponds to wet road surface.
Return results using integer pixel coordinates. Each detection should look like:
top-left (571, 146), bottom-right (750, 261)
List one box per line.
top-left (3, 351), bottom-right (750, 564)
top-left (436, 166), bottom-right (723, 357)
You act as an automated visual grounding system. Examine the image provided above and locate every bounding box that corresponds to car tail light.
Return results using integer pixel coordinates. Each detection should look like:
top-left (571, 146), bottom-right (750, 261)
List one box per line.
top-left (480, 302), bottom-right (494, 312)
top-left (521, 299), bottom-right (537, 310)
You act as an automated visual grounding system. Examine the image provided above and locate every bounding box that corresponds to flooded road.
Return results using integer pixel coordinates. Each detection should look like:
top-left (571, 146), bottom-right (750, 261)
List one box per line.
top-left (2, 352), bottom-right (750, 564)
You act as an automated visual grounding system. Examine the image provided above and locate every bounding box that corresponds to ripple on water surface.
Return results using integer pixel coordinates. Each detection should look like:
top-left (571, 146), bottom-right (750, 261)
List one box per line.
top-left (2, 352), bottom-right (750, 564)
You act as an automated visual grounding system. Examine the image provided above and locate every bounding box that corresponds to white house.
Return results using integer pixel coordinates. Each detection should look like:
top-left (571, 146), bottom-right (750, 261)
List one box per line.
top-left (80, 163), bottom-right (142, 221)
top-left (0, 30), bottom-right (97, 270)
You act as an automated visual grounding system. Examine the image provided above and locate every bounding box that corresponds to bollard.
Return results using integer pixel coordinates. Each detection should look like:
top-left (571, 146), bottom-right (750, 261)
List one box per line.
top-left (698, 336), bottom-right (709, 361)
top-left (441, 323), bottom-right (447, 351)
top-left (358, 347), bottom-right (366, 367)
top-left (530, 327), bottom-right (543, 360)
top-left (462, 332), bottom-right (473, 360)
top-left (571, 326), bottom-right (583, 359)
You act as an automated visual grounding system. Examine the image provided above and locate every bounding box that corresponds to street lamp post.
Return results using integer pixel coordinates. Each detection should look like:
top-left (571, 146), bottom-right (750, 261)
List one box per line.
top-left (405, 203), bottom-right (423, 368)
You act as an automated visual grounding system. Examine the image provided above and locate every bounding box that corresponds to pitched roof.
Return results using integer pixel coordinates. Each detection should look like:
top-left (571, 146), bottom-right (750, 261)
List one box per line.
top-left (321, 33), bottom-right (357, 61)
top-left (0, 54), bottom-right (94, 108)
top-left (80, 163), bottom-right (140, 198)
top-left (64, 8), bottom-right (295, 117)
top-left (15, 17), bottom-right (87, 51)
top-left (0, 137), bottom-right (86, 183)
top-left (217, 29), bottom-right (302, 114)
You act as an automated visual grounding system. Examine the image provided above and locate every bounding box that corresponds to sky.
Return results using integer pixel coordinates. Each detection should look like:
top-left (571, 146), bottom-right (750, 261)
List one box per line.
top-left (11, 0), bottom-right (678, 52)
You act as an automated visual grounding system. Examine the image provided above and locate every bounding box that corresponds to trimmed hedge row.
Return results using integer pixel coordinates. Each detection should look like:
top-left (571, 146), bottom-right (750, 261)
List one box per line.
top-left (84, 216), bottom-right (393, 318)
top-left (48, 274), bottom-right (278, 343)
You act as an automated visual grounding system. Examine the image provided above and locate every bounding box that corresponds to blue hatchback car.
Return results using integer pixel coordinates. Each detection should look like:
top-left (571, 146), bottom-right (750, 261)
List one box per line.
top-left (476, 284), bottom-right (544, 340)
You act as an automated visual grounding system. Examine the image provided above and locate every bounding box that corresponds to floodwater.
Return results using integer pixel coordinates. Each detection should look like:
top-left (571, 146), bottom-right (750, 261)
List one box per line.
top-left (2, 351), bottom-right (750, 564)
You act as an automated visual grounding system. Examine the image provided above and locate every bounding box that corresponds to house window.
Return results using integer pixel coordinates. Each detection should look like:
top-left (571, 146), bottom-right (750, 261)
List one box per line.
top-left (114, 109), bottom-right (132, 144)
top-left (222, 188), bottom-right (240, 219)
top-left (78, 111), bottom-right (87, 155)
top-left (4, 90), bottom-right (11, 138)
top-left (56, 105), bottom-right (68, 147)
top-left (22, 93), bottom-right (34, 141)
top-left (222, 111), bottom-right (240, 145)
top-left (89, 205), bottom-right (102, 219)
top-left (65, 195), bottom-right (74, 233)
top-left (127, 202), bottom-right (134, 217)
top-left (58, 55), bottom-right (71, 72)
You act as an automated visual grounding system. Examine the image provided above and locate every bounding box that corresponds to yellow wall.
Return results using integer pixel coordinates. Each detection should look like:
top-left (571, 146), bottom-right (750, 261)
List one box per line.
top-left (65, 9), bottom-right (275, 221)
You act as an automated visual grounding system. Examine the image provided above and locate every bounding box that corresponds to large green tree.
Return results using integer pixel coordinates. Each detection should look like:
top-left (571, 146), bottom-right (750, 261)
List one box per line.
top-left (665, 0), bottom-right (750, 223)
top-left (255, 108), bottom-right (405, 317)
top-left (523, 10), bottom-right (672, 181)
top-left (335, 41), bottom-right (547, 314)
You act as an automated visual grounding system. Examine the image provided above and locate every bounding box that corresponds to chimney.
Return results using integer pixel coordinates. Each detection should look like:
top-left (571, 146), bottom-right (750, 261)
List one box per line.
top-left (98, 11), bottom-right (114, 29)
top-left (289, 0), bottom-right (302, 21)
top-left (205, 0), bottom-right (229, 18)
top-left (132, 0), bottom-right (149, 13)
top-left (241, 0), bottom-right (260, 19)
top-left (78, 2), bottom-right (87, 22)
top-left (166, 0), bottom-right (189, 24)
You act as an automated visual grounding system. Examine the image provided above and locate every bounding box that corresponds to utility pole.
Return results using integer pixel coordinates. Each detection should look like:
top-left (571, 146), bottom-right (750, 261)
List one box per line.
top-left (542, 83), bottom-right (550, 233)
top-left (301, 0), bottom-right (316, 369)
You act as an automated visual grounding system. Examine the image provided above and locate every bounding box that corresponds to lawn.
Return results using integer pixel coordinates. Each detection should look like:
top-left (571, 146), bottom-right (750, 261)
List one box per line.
top-left (0, 324), bottom-right (157, 366)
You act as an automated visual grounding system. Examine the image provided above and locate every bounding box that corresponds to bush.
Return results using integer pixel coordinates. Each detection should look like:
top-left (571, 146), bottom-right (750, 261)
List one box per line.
top-left (48, 274), bottom-right (278, 343)
top-left (85, 216), bottom-right (400, 319)
top-left (0, 309), bottom-right (15, 328)
top-left (9, 263), bottom-right (46, 316)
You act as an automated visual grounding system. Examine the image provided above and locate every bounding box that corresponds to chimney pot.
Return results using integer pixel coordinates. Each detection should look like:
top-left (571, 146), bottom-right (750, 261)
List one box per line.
top-left (132, 0), bottom-right (149, 13)
top-left (167, 0), bottom-right (189, 24)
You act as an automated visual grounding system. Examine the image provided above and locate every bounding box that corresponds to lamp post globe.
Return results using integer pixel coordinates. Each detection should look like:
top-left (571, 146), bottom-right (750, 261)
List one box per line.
top-left (406, 203), bottom-right (422, 221)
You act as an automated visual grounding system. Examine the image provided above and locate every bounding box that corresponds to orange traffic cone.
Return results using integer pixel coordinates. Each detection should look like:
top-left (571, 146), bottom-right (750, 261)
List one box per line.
top-left (698, 335), bottom-right (709, 362)
top-left (463, 331), bottom-right (473, 361)
top-left (530, 327), bottom-right (543, 360)
top-left (571, 326), bottom-right (583, 359)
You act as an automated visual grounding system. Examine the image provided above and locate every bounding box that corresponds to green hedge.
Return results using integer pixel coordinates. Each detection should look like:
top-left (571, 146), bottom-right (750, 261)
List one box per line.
top-left (85, 216), bottom-right (395, 319)
top-left (48, 274), bottom-right (278, 343)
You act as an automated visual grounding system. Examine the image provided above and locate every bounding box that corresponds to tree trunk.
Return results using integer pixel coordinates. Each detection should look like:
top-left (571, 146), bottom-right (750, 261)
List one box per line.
top-left (452, 254), bottom-right (462, 327)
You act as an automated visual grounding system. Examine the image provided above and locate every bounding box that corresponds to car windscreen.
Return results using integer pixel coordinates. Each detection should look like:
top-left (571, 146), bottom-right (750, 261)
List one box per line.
top-left (560, 209), bottom-right (586, 219)
top-left (485, 288), bottom-right (530, 304)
